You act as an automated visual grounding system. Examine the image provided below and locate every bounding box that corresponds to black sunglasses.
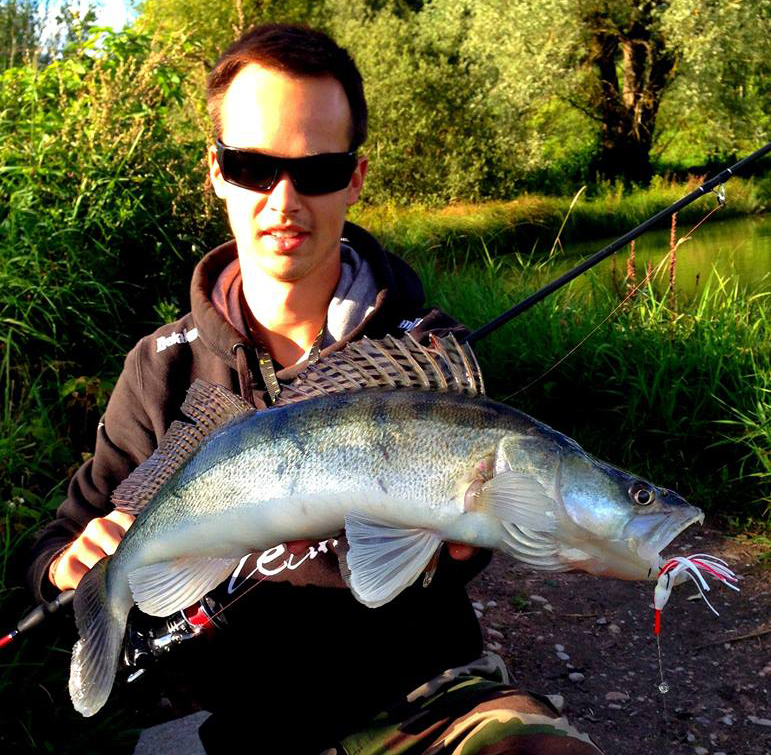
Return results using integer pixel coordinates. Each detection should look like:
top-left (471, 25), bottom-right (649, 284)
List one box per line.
top-left (216, 139), bottom-right (358, 196)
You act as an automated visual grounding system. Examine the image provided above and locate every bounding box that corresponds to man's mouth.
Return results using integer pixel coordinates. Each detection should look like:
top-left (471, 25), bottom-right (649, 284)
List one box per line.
top-left (261, 227), bottom-right (309, 251)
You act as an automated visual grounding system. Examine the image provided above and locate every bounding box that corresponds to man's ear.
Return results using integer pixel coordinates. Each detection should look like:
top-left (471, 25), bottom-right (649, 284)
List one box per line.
top-left (346, 155), bottom-right (368, 207)
top-left (208, 144), bottom-right (228, 199)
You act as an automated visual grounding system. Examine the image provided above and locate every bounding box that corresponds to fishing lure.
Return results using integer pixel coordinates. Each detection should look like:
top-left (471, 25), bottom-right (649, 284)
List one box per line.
top-left (651, 553), bottom-right (740, 694)
top-left (653, 553), bottom-right (740, 635)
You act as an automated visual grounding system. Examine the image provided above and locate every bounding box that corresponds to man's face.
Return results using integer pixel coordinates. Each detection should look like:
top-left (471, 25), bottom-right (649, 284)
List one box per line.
top-left (209, 63), bottom-right (367, 284)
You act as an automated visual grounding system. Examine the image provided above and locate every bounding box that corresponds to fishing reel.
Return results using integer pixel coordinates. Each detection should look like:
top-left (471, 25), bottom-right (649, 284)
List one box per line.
top-left (121, 593), bottom-right (228, 682)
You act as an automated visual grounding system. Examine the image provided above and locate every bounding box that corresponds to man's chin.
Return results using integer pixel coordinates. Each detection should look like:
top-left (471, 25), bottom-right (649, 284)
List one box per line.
top-left (239, 247), bottom-right (311, 283)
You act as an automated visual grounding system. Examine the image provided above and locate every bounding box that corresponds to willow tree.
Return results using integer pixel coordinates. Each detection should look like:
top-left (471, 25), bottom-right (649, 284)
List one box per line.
top-left (576, 1), bottom-right (678, 183)
top-left (462, 0), bottom-right (770, 183)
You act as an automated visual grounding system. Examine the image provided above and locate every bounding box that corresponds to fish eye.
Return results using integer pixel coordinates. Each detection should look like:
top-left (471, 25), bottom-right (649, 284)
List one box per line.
top-left (629, 482), bottom-right (655, 506)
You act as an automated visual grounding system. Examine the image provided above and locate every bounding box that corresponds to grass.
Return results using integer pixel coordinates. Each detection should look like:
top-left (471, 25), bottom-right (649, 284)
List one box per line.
top-left (413, 234), bottom-right (771, 524)
top-left (351, 174), bottom-right (768, 265)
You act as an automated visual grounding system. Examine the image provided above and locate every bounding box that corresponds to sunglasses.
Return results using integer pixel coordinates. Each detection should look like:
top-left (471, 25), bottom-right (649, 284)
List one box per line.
top-left (215, 139), bottom-right (358, 196)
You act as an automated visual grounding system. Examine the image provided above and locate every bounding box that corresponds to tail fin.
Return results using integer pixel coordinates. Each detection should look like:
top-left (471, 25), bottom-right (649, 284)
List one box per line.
top-left (69, 557), bottom-right (130, 717)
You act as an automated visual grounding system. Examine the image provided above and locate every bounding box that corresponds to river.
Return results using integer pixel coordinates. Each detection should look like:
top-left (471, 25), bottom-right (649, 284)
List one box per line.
top-left (560, 213), bottom-right (771, 296)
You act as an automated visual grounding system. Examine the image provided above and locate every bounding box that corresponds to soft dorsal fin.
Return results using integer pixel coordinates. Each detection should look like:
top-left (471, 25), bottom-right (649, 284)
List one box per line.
top-left (112, 380), bottom-right (255, 515)
top-left (274, 333), bottom-right (485, 407)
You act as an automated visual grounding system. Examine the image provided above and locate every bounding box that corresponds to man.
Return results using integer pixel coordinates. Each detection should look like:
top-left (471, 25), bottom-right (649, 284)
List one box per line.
top-left (28, 24), bottom-right (603, 754)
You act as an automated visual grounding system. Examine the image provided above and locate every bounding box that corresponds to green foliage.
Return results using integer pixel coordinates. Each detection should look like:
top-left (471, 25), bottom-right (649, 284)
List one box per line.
top-left (137, 0), bottom-right (327, 64)
top-left (328, 0), bottom-right (506, 203)
top-left (132, 0), bottom-right (769, 200)
top-left (0, 26), bottom-right (226, 508)
top-left (0, 0), bottom-right (39, 70)
top-left (458, 0), bottom-right (770, 183)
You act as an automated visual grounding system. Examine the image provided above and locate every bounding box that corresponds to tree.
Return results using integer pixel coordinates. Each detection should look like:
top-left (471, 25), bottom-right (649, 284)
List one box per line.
top-left (131, 0), bottom-right (769, 193)
top-left (461, 0), bottom-right (770, 184)
top-left (0, 0), bottom-right (40, 69)
top-left (577, 2), bottom-right (678, 183)
top-left (48, 2), bottom-right (98, 59)
top-left (136, 0), bottom-right (327, 66)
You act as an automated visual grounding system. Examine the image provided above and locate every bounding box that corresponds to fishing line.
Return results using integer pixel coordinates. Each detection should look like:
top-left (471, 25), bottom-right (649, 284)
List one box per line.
top-left (500, 199), bottom-right (726, 402)
top-left (656, 633), bottom-right (671, 733)
top-left (195, 567), bottom-right (274, 628)
top-left (500, 255), bottom-right (666, 402)
top-left (201, 541), bottom-right (345, 626)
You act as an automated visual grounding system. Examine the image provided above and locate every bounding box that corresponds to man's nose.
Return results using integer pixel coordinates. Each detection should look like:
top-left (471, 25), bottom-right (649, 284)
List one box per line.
top-left (267, 172), bottom-right (301, 212)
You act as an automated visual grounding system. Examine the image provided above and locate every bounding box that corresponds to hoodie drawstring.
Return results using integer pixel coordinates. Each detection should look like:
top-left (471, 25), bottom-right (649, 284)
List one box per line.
top-left (233, 343), bottom-right (258, 407)
top-left (233, 322), bottom-right (326, 408)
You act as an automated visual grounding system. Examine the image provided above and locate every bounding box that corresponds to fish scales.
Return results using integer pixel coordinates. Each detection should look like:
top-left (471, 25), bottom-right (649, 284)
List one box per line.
top-left (120, 392), bottom-right (516, 566)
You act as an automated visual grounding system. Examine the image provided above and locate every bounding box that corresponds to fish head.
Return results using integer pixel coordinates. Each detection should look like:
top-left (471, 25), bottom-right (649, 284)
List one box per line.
top-left (555, 447), bottom-right (704, 580)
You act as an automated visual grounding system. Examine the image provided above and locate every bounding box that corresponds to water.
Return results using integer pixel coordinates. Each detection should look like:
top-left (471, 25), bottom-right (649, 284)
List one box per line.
top-left (556, 213), bottom-right (771, 296)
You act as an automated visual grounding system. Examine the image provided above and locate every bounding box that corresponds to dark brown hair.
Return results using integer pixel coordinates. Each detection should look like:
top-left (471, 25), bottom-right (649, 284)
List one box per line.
top-left (207, 24), bottom-right (367, 150)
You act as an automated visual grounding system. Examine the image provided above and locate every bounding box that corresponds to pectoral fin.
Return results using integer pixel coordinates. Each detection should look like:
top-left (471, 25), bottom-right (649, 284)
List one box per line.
top-left (342, 512), bottom-right (442, 608)
top-left (128, 557), bottom-right (239, 617)
top-left (499, 521), bottom-right (564, 570)
top-left (474, 471), bottom-right (559, 532)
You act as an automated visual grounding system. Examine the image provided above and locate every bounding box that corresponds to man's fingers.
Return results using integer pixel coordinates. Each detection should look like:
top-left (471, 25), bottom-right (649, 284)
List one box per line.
top-left (53, 558), bottom-right (90, 591)
top-left (50, 511), bottom-right (135, 590)
top-left (104, 509), bottom-right (135, 532)
top-left (82, 516), bottom-right (127, 556)
top-left (76, 537), bottom-right (110, 568)
top-left (447, 542), bottom-right (477, 561)
top-left (51, 541), bottom-right (105, 590)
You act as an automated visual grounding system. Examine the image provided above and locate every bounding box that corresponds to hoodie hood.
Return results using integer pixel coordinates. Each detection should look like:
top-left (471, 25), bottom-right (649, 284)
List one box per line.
top-left (190, 221), bottom-right (426, 378)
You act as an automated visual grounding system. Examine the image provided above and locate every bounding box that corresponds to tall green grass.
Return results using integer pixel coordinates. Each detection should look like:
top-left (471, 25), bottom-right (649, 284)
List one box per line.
top-left (0, 31), bottom-right (221, 752)
top-left (416, 245), bottom-right (770, 524)
top-left (0, 29), bottom-right (223, 515)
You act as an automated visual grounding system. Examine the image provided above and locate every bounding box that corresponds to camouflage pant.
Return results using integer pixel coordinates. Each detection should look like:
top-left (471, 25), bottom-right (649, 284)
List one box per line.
top-left (323, 654), bottom-right (605, 755)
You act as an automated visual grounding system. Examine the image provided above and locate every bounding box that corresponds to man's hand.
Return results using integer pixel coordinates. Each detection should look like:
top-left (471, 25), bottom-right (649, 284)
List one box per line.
top-left (49, 510), bottom-right (135, 591)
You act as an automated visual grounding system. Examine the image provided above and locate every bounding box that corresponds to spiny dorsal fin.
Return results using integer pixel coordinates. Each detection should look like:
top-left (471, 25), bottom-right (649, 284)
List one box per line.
top-left (274, 334), bottom-right (485, 407)
top-left (112, 380), bottom-right (255, 515)
top-left (180, 379), bottom-right (256, 430)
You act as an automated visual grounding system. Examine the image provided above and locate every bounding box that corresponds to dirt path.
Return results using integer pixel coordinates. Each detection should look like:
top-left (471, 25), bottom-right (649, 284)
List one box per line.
top-left (466, 527), bottom-right (771, 755)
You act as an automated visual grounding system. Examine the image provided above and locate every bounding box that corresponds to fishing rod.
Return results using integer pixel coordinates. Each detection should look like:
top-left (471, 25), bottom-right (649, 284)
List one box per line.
top-left (0, 589), bottom-right (74, 648)
top-left (462, 141), bottom-right (771, 346)
top-left (4, 142), bottom-right (770, 660)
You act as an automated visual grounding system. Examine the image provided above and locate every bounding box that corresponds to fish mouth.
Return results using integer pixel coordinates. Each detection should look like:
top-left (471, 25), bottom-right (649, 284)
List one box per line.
top-left (633, 509), bottom-right (705, 569)
top-left (656, 511), bottom-right (704, 569)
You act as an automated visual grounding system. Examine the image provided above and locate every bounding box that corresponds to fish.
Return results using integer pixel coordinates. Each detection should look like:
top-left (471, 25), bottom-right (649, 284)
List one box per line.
top-left (68, 334), bottom-right (703, 716)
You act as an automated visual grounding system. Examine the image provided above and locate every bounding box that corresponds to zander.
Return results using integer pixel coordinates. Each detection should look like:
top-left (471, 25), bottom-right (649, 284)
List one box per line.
top-left (69, 335), bottom-right (703, 716)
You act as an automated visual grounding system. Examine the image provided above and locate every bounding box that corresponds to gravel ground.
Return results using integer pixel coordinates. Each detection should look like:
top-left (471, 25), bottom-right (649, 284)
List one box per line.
top-left (466, 527), bottom-right (771, 755)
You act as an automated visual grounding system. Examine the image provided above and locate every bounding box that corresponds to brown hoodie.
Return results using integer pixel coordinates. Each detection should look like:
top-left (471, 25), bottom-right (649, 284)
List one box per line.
top-left (27, 222), bottom-right (488, 752)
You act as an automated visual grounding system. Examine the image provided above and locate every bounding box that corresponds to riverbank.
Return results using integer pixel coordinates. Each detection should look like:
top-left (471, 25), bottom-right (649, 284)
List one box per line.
top-left (412, 245), bottom-right (769, 527)
top-left (352, 175), bottom-right (769, 264)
